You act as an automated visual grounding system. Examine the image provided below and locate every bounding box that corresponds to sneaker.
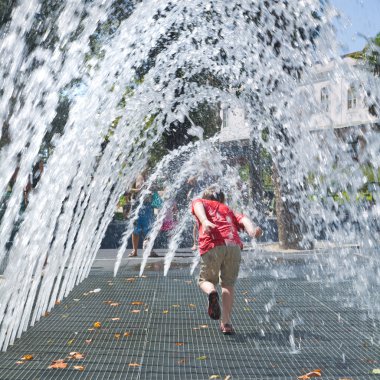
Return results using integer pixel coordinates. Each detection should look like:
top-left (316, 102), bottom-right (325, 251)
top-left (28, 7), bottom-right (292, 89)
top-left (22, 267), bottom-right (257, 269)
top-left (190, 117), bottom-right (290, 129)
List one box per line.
top-left (220, 323), bottom-right (234, 335)
top-left (208, 291), bottom-right (221, 320)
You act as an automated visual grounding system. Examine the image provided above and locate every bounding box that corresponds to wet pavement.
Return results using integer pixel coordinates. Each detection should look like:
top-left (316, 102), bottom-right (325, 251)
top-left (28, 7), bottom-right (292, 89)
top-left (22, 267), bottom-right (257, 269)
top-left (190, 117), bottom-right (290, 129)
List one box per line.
top-left (0, 247), bottom-right (379, 379)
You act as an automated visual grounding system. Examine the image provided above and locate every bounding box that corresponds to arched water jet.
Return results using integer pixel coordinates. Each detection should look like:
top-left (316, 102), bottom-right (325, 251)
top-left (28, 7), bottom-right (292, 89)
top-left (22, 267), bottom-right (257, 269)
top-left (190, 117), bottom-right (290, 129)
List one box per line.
top-left (0, 0), bottom-right (378, 353)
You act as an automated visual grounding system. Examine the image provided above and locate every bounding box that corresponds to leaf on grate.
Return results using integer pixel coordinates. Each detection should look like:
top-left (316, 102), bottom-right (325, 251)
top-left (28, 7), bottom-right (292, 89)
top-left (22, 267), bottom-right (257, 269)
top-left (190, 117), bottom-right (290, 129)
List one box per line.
top-left (129, 363), bottom-right (141, 367)
top-left (48, 360), bottom-right (68, 369)
top-left (209, 376), bottom-right (221, 379)
top-left (124, 332), bottom-right (131, 337)
top-left (172, 304), bottom-right (180, 308)
top-left (85, 339), bottom-right (92, 344)
top-left (197, 355), bottom-right (207, 360)
top-left (114, 333), bottom-right (121, 339)
top-left (370, 369), bottom-right (380, 375)
top-left (244, 298), bottom-right (256, 303)
top-left (93, 322), bottom-right (102, 329)
top-left (21, 354), bottom-right (33, 361)
top-left (126, 277), bottom-right (136, 282)
top-left (16, 361), bottom-right (25, 365)
top-left (131, 309), bottom-right (141, 313)
top-left (188, 304), bottom-right (196, 308)
top-left (177, 358), bottom-right (186, 365)
top-left (200, 324), bottom-right (208, 329)
top-left (68, 352), bottom-right (84, 360)
top-left (131, 301), bottom-right (144, 305)
top-left (73, 365), bottom-right (85, 371)
top-left (175, 342), bottom-right (185, 346)
top-left (163, 310), bottom-right (169, 314)
top-left (103, 300), bottom-right (113, 304)
top-left (111, 317), bottom-right (120, 321)
top-left (224, 376), bottom-right (232, 380)
top-left (67, 339), bottom-right (75, 346)
top-left (110, 302), bottom-right (120, 307)
top-left (298, 369), bottom-right (322, 379)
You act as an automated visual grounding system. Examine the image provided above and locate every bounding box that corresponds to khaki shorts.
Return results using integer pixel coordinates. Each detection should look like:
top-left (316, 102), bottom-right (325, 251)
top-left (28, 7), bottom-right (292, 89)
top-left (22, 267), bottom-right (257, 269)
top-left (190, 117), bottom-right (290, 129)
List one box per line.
top-left (198, 245), bottom-right (241, 287)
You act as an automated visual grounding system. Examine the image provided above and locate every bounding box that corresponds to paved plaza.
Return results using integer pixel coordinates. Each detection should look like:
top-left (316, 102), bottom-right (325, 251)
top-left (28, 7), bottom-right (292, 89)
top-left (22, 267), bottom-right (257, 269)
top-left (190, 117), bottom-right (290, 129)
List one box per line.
top-left (0, 247), bottom-right (379, 379)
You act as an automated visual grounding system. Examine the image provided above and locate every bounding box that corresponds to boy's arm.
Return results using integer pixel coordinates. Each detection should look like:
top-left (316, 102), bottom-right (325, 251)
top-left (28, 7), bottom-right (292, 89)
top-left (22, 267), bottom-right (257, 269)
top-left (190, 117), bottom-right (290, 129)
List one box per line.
top-left (193, 201), bottom-right (216, 234)
top-left (240, 216), bottom-right (262, 238)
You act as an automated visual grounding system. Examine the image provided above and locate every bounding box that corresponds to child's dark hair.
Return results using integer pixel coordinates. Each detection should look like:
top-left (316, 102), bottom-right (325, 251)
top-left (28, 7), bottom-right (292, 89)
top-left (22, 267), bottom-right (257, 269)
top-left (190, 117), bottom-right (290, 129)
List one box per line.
top-left (202, 185), bottom-right (225, 203)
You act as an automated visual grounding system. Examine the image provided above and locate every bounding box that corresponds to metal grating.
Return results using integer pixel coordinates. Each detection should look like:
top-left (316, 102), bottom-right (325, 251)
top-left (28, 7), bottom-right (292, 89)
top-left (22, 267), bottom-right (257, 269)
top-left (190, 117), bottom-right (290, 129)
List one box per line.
top-left (0, 253), bottom-right (379, 379)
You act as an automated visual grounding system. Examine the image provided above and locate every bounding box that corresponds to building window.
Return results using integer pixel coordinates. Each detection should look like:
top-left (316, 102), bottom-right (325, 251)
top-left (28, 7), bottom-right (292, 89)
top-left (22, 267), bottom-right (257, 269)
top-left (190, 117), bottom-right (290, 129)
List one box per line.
top-left (222, 108), bottom-right (228, 129)
top-left (347, 85), bottom-right (357, 110)
top-left (320, 86), bottom-right (329, 112)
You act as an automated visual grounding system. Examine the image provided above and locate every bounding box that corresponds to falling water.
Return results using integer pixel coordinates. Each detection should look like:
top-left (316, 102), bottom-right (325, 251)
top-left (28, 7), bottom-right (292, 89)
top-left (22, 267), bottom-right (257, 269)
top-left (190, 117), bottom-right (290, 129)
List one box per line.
top-left (0, 0), bottom-right (379, 351)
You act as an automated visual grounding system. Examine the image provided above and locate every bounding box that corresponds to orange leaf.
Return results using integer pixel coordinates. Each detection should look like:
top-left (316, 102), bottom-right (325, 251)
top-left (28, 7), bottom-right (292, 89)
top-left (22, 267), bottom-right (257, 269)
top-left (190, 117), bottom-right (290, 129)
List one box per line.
top-left (131, 309), bottom-right (140, 313)
top-left (129, 363), bottom-right (141, 367)
top-left (175, 342), bottom-right (185, 346)
top-left (73, 365), bottom-right (85, 371)
top-left (124, 332), bottom-right (131, 337)
top-left (93, 322), bottom-right (101, 329)
top-left (69, 352), bottom-right (84, 360)
top-left (48, 360), bottom-right (68, 369)
top-left (22, 354), bottom-right (33, 361)
top-left (131, 301), bottom-right (144, 305)
top-left (114, 334), bottom-right (121, 339)
top-left (298, 369), bottom-right (322, 379)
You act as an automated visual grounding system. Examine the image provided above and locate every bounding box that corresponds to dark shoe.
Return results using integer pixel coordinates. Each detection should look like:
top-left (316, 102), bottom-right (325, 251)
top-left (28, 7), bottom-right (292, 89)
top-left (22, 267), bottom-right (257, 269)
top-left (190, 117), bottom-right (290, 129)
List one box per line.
top-left (220, 323), bottom-right (234, 335)
top-left (208, 291), bottom-right (221, 320)
top-left (149, 251), bottom-right (159, 257)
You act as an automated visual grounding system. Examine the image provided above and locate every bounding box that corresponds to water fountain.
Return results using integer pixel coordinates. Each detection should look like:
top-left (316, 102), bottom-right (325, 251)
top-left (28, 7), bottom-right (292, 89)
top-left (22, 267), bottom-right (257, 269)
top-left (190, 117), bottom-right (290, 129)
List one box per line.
top-left (0, 0), bottom-right (379, 353)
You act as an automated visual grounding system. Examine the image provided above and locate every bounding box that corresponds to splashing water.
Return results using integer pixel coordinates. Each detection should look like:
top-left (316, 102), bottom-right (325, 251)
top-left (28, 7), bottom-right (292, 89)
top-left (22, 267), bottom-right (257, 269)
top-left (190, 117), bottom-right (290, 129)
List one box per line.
top-left (0, 0), bottom-right (379, 351)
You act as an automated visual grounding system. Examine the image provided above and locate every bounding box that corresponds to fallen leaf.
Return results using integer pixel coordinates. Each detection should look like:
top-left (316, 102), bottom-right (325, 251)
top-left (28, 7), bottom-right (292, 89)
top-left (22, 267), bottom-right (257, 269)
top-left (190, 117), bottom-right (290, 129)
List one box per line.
top-left (15, 361), bottom-right (24, 365)
top-left (197, 355), bottom-right (207, 360)
top-left (225, 376), bottom-right (232, 380)
top-left (67, 339), bottom-right (75, 346)
top-left (73, 299), bottom-right (80, 302)
top-left (103, 300), bottom-right (113, 304)
top-left (85, 339), bottom-right (92, 344)
top-left (163, 310), bottom-right (169, 314)
top-left (371, 369), bottom-right (380, 375)
top-left (131, 309), bottom-right (141, 313)
top-left (177, 358), bottom-right (186, 365)
top-left (88, 328), bottom-right (95, 332)
top-left (126, 278), bottom-right (136, 282)
top-left (209, 376), bottom-right (221, 379)
top-left (172, 304), bottom-right (180, 308)
top-left (93, 322), bottom-right (101, 329)
top-left (188, 304), bottom-right (196, 308)
top-left (124, 332), bottom-right (131, 337)
top-left (175, 342), bottom-right (185, 346)
top-left (298, 369), bottom-right (322, 379)
top-left (69, 352), bottom-right (84, 360)
top-left (241, 291), bottom-right (248, 295)
top-left (73, 365), bottom-right (85, 371)
top-left (114, 334), bottom-right (121, 339)
top-left (110, 303), bottom-right (120, 307)
top-left (244, 298), bottom-right (256, 303)
top-left (48, 360), bottom-right (68, 369)
top-left (129, 363), bottom-right (141, 367)
top-left (92, 288), bottom-right (101, 293)
top-left (131, 301), bottom-right (144, 305)
top-left (21, 354), bottom-right (33, 361)
top-left (339, 378), bottom-right (353, 380)
top-left (111, 318), bottom-right (120, 321)
top-left (200, 324), bottom-right (208, 329)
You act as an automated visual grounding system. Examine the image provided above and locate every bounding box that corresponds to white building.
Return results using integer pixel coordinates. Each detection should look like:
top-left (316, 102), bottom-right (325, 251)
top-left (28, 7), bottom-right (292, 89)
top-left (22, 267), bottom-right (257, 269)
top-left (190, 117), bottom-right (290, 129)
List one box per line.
top-left (220, 56), bottom-right (379, 140)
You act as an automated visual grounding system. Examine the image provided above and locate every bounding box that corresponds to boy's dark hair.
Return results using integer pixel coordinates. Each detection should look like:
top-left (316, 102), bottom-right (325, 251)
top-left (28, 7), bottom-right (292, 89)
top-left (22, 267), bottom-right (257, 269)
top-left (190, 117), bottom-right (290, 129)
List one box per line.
top-left (202, 185), bottom-right (225, 203)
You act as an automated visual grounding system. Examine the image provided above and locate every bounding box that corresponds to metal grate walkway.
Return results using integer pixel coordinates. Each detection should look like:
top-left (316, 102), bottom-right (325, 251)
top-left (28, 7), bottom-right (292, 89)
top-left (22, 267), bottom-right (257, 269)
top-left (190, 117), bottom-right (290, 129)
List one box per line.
top-left (0, 252), bottom-right (380, 379)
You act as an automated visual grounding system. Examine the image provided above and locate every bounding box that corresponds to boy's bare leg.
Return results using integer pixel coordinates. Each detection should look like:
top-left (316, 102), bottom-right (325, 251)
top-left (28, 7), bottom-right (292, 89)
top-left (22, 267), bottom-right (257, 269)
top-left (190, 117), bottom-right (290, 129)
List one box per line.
top-left (199, 281), bottom-right (216, 295)
top-left (221, 285), bottom-right (234, 324)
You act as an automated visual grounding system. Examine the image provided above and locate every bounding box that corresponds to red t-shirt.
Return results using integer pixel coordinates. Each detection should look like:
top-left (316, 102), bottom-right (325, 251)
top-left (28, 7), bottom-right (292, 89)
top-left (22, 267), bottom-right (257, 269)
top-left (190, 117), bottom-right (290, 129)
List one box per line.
top-left (191, 199), bottom-right (245, 255)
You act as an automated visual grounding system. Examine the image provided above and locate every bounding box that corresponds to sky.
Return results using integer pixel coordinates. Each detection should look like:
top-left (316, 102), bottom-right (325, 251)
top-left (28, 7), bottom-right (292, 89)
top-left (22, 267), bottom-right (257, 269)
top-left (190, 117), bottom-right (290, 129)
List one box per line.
top-left (330, 0), bottom-right (380, 53)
